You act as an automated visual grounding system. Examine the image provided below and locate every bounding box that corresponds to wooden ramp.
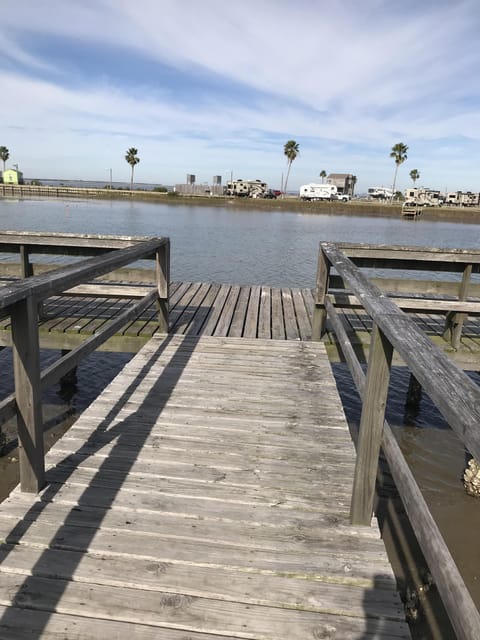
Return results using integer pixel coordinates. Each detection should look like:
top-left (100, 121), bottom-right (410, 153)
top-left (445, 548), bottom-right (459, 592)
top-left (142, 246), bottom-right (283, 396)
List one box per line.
top-left (0, 335), bottom-right (409, 638)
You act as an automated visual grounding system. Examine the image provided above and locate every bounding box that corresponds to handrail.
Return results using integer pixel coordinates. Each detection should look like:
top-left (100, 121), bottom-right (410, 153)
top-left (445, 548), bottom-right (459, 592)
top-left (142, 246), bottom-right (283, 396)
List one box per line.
top-left (315, 242), bottom-right (480, 351)
top-left (320, 241), bottom-right (480, 461)
top-left (314, 241), bottom-right (480, 639)
top-left (0, 233), bottom-right (170, 495)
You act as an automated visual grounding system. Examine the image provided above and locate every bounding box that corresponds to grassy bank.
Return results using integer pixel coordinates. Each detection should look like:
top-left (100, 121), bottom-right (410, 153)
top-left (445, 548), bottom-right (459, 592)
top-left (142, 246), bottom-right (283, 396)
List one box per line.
top-left (158, 194), bottom-right (480, 223)
top-left (4, 183), bottom-right (480, 223)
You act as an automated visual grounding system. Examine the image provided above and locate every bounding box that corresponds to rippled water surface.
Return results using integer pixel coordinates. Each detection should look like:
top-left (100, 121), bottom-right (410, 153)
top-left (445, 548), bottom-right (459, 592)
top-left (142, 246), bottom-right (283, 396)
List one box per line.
top-left (1, 196), bottom-right (480, 636)
top-left (2, 197), bottom-right (480, 286)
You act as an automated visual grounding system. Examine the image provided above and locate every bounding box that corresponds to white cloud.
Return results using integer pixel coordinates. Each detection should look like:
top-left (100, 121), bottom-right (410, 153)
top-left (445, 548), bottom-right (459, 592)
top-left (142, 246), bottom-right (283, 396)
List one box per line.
top-left (1, 0), bottom-right (480, 191)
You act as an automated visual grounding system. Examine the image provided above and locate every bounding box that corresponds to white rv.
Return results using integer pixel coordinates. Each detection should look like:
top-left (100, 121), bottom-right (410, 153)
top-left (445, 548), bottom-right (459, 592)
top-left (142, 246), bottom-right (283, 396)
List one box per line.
top-left (299, 183), bottom-right (338, 201)
top-left (225, 179), bottom-right (267, 197)
top-left (367, 187), bottom-right (393, 200)
top-left (404, 188), bottom-right (444, 207)
top-left (445, 191), bottom-right (480, 207)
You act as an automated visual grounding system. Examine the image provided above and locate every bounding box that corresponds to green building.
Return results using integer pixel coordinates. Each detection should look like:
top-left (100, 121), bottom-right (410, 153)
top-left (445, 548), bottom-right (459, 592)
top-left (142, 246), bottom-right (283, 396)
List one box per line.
top-left (2, 169), bottom-right (24, 185)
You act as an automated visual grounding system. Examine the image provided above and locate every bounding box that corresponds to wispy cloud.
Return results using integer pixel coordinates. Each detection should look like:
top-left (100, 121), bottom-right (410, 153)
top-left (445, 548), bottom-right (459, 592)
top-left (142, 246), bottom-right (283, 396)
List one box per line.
top-left (1, 0), bottom-right (480, 191)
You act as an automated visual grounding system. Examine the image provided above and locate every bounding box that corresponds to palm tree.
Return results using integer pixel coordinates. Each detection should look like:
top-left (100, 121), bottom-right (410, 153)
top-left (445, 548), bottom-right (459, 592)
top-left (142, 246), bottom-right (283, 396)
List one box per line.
top-left (283, 140), bottom-right (299, 196)
top-left (125, 147), bottom-right (140, 191)
top-left (0, 147), bottom-right (9, 173)
top-left (390, 142), bottom-right (408, 202)
top-left (319, 170), bottom-right (327, 183)
top-left (410, 169), bottom-right (420, 186)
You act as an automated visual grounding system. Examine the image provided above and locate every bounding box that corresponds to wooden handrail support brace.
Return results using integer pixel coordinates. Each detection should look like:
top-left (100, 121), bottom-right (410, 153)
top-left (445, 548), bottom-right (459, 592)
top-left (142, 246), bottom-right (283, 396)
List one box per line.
top-left (312, 247), bottom-right (330, 340)
top-left (325, 242), bottom-right (480, 348)
top-left (320, 242), bottom-right (480, 640)
top-left (443, 263), bottom-right (472, 350)
top-left (320, 241), bottom-right (480, 488)
top-left (0, 235), bottom-right (170, 494)
top-left (323, 292), bottom-right (480, 640)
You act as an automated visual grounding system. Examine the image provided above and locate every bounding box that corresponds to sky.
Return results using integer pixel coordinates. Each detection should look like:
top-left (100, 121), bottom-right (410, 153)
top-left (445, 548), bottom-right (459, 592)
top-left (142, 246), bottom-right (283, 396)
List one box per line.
top-left (1, 0), bottom-right (480, 193)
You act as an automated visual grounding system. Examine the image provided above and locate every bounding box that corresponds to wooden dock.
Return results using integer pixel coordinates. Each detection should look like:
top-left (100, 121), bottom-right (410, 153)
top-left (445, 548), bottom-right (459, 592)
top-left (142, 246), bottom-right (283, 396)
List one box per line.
top-left (1, 278), bottom-right (479, 369)
top-left (0, 334), bottom-right (409, 638)
top-left (3, 233), bottom-right (480, 637)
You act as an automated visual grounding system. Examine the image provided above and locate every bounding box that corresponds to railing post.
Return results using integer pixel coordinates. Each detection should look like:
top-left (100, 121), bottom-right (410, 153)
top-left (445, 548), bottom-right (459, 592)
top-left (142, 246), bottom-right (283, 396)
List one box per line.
top-left (443, 264), bottom-right (471, 350)
top-left (156, 240), bottom-right (170, 333)
top-left (11, 295), bottom-right (45, 493)
top-left (350, 323), bottom-right (393, 525)
top-left (312, 245), bottom-right (330, 341)
top-left (19, 245), bottom-right (33, 278)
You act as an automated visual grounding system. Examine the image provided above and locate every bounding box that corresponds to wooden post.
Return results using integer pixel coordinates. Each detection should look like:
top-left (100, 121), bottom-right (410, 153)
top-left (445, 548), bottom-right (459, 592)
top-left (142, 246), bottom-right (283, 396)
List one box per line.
top-left (311, 246), bottom-right (330, 341)
top-left (405, 374), bottom-right (422, 417)
top-left (19, 245), bottom-right (33, 278)
top-left (156, 240), bottom-right (170, 333)
top-left (452, 264), bottom-right (472, 350)
top-left (350, 323), bottom-right (393, 525)
top-left (20, 244), bottom-right (46, 319)
top-left (11, 295), bottom-right (45, 493)
top-left (60, 349), bottom-right (78, 385)
top-left (443, 264), bottom-right (471, 349)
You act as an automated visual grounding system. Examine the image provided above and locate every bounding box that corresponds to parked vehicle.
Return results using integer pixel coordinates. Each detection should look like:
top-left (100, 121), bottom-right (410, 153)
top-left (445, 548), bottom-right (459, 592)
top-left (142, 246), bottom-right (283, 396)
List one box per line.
top-left (299, 183), bottom-right (338, 201)
top-left (336, 193), bottom-right (351, 202)
top-left (261, 189), bottom-right (277, 199)
top-left (404, 188), bottom-right (443, 206)
top-left (367, 187), bottom-right (393, 200)
top-left (445, 191), bottom-right (480, 206)
top-left (225, 179), bottom-right (268, 198)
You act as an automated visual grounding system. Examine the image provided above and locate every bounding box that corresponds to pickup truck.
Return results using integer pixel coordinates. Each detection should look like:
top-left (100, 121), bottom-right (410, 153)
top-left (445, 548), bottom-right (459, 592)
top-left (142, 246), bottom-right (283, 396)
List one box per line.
top-left (336, 194), bottom-right (351, 202)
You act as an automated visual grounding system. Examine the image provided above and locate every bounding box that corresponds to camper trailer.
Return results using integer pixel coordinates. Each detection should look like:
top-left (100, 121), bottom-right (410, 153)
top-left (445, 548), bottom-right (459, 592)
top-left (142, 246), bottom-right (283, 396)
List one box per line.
top-left (299, 183), bottom-right (338, 201)
top-left (225, 179), bottom-right (267, 198)
top-left (404, 188), bottom-right (444, 207)
top-left (367, 187), bottom-right (393, 200)
top-left (445, 191), bottom-right (480, 207)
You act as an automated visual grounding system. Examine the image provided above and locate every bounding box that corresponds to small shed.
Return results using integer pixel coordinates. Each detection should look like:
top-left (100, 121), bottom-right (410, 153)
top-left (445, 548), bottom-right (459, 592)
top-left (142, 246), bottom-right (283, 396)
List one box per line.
top-left (2, 169), bottom-right (24, 185)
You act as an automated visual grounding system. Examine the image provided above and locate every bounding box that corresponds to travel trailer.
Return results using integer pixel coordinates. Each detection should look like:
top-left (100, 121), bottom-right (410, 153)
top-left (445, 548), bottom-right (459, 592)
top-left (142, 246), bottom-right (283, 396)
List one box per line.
top-left (404, 188), bottom-right (444, 207)
top-left (367, 187), bottom-right (393, 200)
top-left (445, 191), bottom-right (480, 207)
top-left (299, 183), bottom-right (338, 201)
top-left (225, 179), bottom-right (267, 197)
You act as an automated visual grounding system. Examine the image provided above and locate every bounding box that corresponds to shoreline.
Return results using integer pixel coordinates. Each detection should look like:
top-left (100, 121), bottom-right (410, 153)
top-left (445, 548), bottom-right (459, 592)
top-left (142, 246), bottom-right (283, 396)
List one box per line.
top-left (2, 184), bottom-right (480, 224)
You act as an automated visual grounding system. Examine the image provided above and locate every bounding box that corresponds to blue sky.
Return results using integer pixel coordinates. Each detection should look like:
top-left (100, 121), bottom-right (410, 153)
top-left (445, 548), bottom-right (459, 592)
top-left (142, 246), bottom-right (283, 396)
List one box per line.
top-left (1, 0), bottom-right (480, 193)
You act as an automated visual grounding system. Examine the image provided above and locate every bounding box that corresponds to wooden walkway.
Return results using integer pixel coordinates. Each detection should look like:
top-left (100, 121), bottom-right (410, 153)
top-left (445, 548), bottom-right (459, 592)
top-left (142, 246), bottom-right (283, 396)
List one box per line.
top-left (0, 334), bottom-right (409, 638)
top-left (3, 278), bottom-right (479, 366)
top-left (0, 281), bottom-right (315, 351)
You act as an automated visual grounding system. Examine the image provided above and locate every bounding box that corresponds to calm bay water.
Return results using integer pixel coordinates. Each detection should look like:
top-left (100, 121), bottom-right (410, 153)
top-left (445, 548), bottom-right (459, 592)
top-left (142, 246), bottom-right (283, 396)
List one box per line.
top-left (2, 196), bottom-right (480, 286)
top-left (1, 196), bottom-right (480, 637)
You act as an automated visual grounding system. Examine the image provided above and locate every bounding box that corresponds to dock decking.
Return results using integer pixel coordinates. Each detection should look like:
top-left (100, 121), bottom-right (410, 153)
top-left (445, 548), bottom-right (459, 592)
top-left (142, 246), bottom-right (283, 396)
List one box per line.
top-left (0, 334), bottom-right (409, 638)
top-left (0, 278), bottom-right (477, 368)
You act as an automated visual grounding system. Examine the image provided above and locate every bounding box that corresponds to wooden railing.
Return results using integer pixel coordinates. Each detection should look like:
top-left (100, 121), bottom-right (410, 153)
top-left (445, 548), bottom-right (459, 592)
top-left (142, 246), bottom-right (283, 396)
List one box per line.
top-left (312, 242), bottom-right (480, 350)
top-left (0, 232), bottom-right (170, 494)
top-left (313, 241), bottom-right (480, 639)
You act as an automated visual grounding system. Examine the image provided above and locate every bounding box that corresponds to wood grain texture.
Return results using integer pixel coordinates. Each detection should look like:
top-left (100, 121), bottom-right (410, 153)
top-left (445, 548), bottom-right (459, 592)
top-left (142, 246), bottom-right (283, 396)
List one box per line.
top-left (0, 334), bottom-right (409, 639)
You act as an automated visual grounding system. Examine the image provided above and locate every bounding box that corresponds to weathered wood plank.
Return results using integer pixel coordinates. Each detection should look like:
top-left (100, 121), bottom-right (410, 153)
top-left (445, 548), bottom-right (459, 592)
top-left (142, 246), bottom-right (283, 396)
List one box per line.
top-left (282, 289), bottom-right (299, 340)
top-left (0, 573), bottom-right (409, 639)
top-left (0, 544), bottom-right (402, 615)
top-left (257, 286), bottom-right (272, 338)
top-left (213, 286), bottom-right (240, 336)
top-left (243, 284), bottom-right (261, 338)
top-left (228, 286), bottom-right (250, 336)
top-left (201, 284), bottom-right (232, 335)
top-left (0, 332), bottom-right (408, 638)
top-left (186, 283), bottom-right (222, 336)
top-left (291, 288), bottom-right (312, 340)
top-left (271, 287), bottom-right (285, 339)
